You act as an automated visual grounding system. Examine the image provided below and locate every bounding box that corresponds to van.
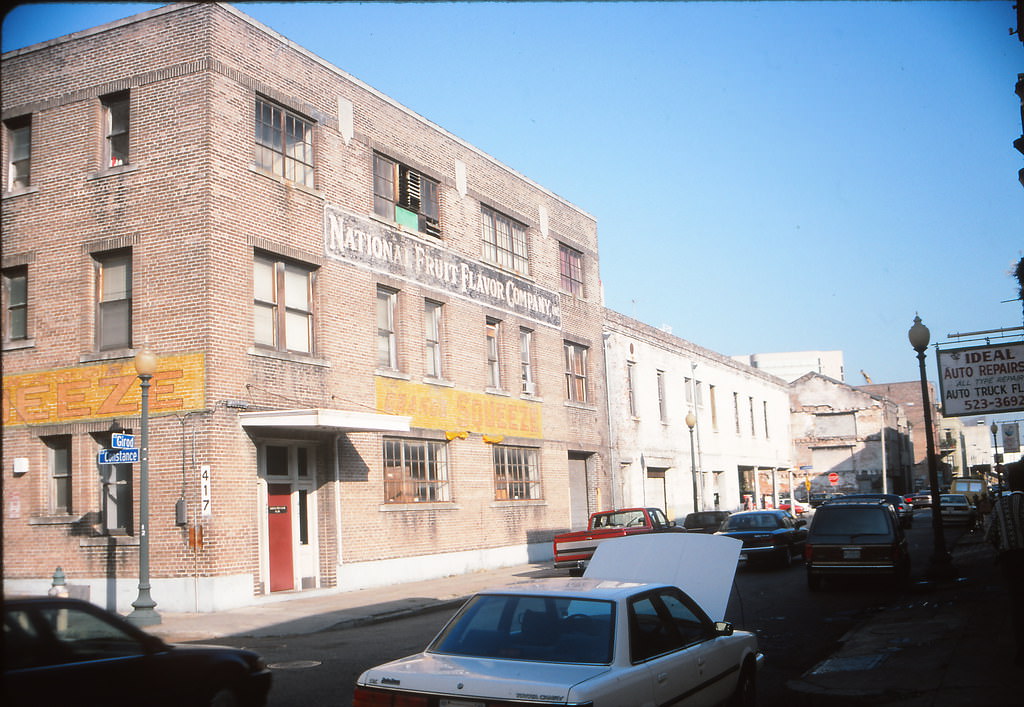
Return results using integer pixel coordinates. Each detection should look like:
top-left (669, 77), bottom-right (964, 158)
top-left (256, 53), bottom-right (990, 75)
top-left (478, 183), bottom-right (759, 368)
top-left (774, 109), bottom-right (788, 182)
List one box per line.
top-left (949, 477), bottom-right (987, 503)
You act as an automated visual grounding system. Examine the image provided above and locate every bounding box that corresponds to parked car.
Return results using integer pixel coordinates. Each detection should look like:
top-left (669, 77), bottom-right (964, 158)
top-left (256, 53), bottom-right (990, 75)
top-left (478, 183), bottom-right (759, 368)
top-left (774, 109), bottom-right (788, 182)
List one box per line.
top-left (3, 596), bottom-right (271, 707)
top-left (778, 499), bottom-right (808, 515)
top-left (354, 534), bottom-right (762, 707)
top-left (938, 493), bottom-right (977, 526)
top-left (910, 491), bottom-right (932, 508)
top-left (715, 509), bottom-right (808, 567)
top-left (833, 493), bottom-right (913, 528)
top-left (809, 492), bottom-right (845, 508)
top-left (552, 507), bottom-right (684, 575)
top-left (804, 499), bottom-right (910, 591)
top-left (682, 509), bottom-right (732, 533)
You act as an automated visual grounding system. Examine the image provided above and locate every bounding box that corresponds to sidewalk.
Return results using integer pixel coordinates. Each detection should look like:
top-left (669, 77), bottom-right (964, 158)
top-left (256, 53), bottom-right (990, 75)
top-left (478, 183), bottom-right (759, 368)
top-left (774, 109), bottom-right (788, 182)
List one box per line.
top-left (149, 533), bottom-right (1019, 706)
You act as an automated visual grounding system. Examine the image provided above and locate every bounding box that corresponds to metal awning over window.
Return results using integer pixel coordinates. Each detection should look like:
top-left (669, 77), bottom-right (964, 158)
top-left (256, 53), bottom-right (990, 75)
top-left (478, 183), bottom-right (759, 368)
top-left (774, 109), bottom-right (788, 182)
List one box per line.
top-left (239, 408), bottom-right (410, 433)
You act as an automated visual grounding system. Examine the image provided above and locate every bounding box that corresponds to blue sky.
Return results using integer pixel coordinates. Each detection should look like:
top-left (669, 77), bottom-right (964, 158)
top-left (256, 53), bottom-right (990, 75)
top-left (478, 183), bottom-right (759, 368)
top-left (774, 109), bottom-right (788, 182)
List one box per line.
top-left (3, 2), bottom-right (1022, 404)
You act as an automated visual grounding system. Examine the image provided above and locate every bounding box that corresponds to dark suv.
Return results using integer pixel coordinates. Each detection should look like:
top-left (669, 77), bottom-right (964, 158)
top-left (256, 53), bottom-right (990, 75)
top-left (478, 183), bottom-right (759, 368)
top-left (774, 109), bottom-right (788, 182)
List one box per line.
top-left (836, 493), bottom-right (913, 528)
top-left (804, 499), bottom-right (910, 591)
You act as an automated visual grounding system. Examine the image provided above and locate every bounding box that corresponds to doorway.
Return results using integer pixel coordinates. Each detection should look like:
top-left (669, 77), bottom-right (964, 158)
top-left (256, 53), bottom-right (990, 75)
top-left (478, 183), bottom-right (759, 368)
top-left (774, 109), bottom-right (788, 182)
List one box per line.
top-left (260, 443), bottom-right (320, 593)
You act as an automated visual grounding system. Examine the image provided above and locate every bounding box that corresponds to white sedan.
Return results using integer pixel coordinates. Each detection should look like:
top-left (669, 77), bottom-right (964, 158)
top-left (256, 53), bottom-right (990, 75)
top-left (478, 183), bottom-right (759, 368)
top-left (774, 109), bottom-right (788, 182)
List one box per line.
top-left (354, 534), bottom-right (762, 707)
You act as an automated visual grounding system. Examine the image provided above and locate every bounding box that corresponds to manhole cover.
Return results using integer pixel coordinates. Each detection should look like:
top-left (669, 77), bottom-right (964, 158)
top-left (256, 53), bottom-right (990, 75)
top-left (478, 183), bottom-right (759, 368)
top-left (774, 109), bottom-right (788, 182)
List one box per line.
top-left (267, 660), bottom-right (322, 670)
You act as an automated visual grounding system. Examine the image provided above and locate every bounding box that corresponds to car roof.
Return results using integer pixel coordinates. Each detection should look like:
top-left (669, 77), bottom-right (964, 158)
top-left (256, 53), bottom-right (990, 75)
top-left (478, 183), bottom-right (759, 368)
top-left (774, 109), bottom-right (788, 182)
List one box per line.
top-left (478, 577), bottom-right (656, 602)
top-left (583, 533), bottom-right (740, 621)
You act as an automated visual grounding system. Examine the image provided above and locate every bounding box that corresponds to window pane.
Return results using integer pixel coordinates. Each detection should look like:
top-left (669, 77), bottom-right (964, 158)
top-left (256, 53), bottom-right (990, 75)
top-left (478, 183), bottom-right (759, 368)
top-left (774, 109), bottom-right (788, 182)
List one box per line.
top-left (254, 258), bottom-right (275, 302)
top-left (284, 266), bottom-right (309, 310)
top-left (285, 310), bottom-right (311, 352)
top-left (99, 300), bottom-right (131, 350)
top-left (101, 260), bottom-right (130, 301)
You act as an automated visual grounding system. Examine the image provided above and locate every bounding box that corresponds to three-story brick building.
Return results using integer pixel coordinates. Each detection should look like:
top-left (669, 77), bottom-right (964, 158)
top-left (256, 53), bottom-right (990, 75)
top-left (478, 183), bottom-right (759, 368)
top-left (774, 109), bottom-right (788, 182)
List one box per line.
top-left (2, 2), bottom-right (609, 612)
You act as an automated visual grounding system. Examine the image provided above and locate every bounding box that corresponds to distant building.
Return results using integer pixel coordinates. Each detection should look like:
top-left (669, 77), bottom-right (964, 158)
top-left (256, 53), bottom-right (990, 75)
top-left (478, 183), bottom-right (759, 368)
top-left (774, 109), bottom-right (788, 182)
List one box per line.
top-left (733, 350), bottom-right (845, 383)
top-left (791, 373), bottom-right (913, 495)
top-left (859, 381), bottom-right (947, 490)
top-left (604, 310), bottom-right (793, 519)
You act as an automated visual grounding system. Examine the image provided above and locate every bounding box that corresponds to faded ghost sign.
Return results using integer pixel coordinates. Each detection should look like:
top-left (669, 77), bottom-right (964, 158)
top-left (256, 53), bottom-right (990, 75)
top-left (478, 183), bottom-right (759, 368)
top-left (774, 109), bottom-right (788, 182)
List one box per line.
top-left (937, 342), bottom-right (1024, 416)
top-left (323, 204), bottom-right (562, 328)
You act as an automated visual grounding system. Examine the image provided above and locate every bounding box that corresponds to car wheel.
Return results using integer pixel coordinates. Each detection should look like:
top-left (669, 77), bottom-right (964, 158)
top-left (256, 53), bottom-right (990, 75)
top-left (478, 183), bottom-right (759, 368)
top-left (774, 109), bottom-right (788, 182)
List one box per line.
top-left (729, 661), bottom-right (757, 707)
top-left (777, 546), bottom-right (792, 568)
top-left (208, 686), bottom-right (240, 707)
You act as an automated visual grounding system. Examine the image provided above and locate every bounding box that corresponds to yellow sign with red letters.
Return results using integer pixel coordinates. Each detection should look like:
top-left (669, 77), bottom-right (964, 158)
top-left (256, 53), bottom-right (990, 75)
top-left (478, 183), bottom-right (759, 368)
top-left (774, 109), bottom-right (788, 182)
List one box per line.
top-left (2, 353), bottom-right (205, 427)
top-left (376, 377), bottom-right (542, 439)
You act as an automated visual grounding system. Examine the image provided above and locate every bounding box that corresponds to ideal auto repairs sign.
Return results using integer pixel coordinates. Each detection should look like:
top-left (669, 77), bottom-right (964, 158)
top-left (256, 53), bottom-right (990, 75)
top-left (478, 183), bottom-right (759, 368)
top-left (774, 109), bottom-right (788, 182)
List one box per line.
top-left (937, 342), bottom-right (1024, 416)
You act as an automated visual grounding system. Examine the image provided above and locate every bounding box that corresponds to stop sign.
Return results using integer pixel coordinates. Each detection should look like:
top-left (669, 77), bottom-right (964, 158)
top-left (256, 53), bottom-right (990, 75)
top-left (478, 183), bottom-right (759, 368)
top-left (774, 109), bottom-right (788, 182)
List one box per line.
top-left (828, 472), bottom-right (839, 486)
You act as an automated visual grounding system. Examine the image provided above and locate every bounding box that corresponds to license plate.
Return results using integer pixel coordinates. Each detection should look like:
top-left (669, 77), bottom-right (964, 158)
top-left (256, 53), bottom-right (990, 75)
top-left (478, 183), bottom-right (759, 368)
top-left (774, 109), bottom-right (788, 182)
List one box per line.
top-left (842, 548), bottom-right (861, 559)
top-left (440, 701), bottom-right (485, 707)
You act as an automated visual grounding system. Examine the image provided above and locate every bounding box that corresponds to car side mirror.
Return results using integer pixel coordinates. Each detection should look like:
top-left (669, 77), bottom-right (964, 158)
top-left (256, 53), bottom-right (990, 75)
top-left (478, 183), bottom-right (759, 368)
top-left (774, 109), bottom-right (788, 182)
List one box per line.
top-left (714, 621), bottom-right (734, 636)
top-left (795, 519), bottom-right (807, 528)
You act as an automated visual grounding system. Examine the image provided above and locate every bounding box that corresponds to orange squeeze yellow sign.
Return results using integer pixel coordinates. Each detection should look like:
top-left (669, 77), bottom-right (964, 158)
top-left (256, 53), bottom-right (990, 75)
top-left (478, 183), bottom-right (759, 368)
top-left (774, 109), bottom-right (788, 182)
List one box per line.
top-left (376, 377), bottom-right (542, 439)
top-left (2, 353), bottom-right (205, 427)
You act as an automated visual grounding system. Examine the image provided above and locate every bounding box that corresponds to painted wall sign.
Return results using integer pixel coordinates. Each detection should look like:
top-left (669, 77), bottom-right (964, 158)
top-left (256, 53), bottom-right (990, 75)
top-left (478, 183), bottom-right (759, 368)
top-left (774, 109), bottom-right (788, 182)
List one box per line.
top-left (324, 204), bottom-right (562, 328)
top-left (937, 342), bottom-right (1024, 417)
top-left (2, 352), bottom-right (206, 427)
top-left (375, 377), bottom-right (543, 439)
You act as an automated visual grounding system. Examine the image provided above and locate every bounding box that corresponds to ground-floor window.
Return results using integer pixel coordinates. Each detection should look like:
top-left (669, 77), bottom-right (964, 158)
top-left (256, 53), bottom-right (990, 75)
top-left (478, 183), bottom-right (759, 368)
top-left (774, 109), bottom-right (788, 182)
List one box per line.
top-left (383, 437), bottom-right (450, 503)
top-left (493, 445), bottom-right (541, 500)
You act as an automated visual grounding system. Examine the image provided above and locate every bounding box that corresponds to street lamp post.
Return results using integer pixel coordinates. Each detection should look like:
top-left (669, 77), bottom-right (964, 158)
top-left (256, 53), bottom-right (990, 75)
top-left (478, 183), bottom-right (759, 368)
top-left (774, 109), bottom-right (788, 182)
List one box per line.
top-left (685, 411), bottom-right (700, 512)
top-left (991, 422), bottom-right (1002, 491)
top-left (908, 316), bottom-right (956, 581)
top-left (127, 345), bottom-right (160, 626)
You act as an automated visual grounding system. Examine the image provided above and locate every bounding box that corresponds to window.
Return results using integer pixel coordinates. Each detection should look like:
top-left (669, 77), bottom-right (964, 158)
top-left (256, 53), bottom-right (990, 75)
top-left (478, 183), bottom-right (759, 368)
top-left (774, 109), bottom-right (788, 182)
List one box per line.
top-left (424, 299), bottom-right (443, 378)
top-left (6, 115), bottom-right (31, 189)
top-left (384, 438), bottom-right (450, 503)
top-left (626, 362), bottom-right (637, 417)
top-left (657, 370), bottom-right (667, 422)
top-left (486, 318), bottom-right (501, 389)
top-left (373, 153), bottom-right (440, 236)
top-left (94, 250), bottom-right (131, 351)
top-left (684, 377), bottom-right (693, 405)
top-left (629, 588), bottom-right (710, 663)
top-left (376, 286), bottom-right (398, 369)
top-left (520, 328), bottom-right (535, 394)
top-left (763, 401), bottom-right (770, 439)
top-left (493, 445), bottom-right (540, 500)
top-left (44, 436), bottom-right (72, 514)
top-left (733, 392), bottom-right (741, 434)
top-left (101, 91), bottom-right (129, 168)
top-left (709, 385), bottom-right (718, 431)
top-left (559, 243), bottom-right (584, 297)
top-left (749, 397), bottom-right (756, 436)
top-left (253, 254), bottom-right (315, 354)
top-left (3, 266), bottom-right (28, 341)
top-left (255, 97), bottom-right (314, 187)
top-left (564, 341), bottom-right (588, 403)
top-left (481, 205), bottom-right (529, 275)
top-left (94, 432), bottom-right (132, 535)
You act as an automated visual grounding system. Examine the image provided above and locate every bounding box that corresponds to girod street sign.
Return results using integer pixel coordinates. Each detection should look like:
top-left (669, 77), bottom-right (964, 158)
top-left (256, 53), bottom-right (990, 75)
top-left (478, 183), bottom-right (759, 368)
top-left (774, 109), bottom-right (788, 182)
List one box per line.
top-left (98, 448), bottom-right (140, 465)
top-left (111, 433), bottom-right (135, 449)
top-left (936, 341), bottom-right (1024, 417)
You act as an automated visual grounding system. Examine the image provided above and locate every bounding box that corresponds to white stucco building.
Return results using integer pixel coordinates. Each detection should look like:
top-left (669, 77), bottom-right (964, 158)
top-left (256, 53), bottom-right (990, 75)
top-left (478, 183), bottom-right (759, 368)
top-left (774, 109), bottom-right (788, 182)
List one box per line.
top-left (733, 350), bottom-right (846, 383)
top-left (603, 310), bottom-right (793, 524)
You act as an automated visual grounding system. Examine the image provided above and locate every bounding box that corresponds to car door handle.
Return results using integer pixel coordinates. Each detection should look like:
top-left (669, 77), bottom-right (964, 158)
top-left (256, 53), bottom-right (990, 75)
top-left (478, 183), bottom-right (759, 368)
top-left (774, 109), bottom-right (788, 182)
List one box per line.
top-left (657, 672), bottom-right (668, 683)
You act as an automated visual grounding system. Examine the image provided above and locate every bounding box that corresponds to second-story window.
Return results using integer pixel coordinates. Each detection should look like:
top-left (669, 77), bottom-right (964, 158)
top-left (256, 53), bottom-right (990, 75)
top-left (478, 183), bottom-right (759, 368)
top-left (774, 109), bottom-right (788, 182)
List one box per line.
top-left (657, 370), bottom-right (667, 422)
top-left (373, 153), bottom-right (440, 236)
top-left (102, 91), bottom-right (130, 168)
top-left (520, 328), bottom-right (535, 395)
top-left (481, 205), bottom-right (529, 275)
top-left (626, 361), bottom-right (637, 417)
top-left (486, 318), bottom-right (501, 389)
top-left (94, 250), bottom-right (131, 351)
top-left (3, 266), bottom-right (28, 341)
top-left (5, 115), bottom-right (31, 189)
top-left (559, 243), bottom-right (584, 297)
top-left (424, 299), bottom-right (443, 378)
top-left (254, 253), bottom-right (316, 354)
top-left (44, 436), bottom-right (72, 514)
top-left (377, 286), bottom-right (398, 369)
top-left (255, 98), bottom-right (314, 187)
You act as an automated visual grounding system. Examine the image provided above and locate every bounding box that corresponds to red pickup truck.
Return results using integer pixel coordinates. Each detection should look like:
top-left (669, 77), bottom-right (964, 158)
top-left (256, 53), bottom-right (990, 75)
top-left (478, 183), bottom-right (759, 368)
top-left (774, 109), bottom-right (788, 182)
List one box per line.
top-left (552, 507), bottom-right (684, 575)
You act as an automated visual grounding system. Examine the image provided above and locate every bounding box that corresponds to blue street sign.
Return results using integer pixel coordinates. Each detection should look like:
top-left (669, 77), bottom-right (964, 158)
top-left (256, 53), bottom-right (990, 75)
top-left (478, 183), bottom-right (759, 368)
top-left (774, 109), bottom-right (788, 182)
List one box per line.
top-left (111, 433), bottom-right (135, 449)
top-left (98, 448), bottom-right (140, 465)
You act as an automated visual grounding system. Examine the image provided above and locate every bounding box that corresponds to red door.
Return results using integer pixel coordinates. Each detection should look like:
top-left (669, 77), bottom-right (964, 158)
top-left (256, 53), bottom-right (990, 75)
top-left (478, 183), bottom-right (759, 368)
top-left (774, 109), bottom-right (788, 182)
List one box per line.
top-left (268, 484), bottom-right (294, 592)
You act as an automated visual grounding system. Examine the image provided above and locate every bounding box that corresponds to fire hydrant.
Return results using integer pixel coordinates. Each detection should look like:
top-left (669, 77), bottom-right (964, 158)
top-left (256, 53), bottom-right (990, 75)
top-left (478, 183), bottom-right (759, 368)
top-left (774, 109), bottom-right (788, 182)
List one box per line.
top-left (48, 567), bottom-right (69, 598)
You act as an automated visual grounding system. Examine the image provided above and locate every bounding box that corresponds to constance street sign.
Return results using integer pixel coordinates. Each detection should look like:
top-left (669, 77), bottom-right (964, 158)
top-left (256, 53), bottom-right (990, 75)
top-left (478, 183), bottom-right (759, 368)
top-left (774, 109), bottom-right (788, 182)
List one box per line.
top-left (98, 448), bottom-right (140, 465)
top-left (937, 342), bottom-right (1024, 417)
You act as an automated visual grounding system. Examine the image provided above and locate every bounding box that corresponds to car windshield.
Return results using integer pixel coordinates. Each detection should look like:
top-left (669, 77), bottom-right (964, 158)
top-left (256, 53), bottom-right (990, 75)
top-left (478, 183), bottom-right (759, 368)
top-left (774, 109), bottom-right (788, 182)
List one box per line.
top-left (812, 508), bottom-right (890, 536)
top-left (592, 510), bottom-right (646, 528)
top-left (429, 594), bottom-right (614, 664)
top-left (685, 512), bottom-right (723, 528)
top-left (724, 514), bottom-right (780, 531)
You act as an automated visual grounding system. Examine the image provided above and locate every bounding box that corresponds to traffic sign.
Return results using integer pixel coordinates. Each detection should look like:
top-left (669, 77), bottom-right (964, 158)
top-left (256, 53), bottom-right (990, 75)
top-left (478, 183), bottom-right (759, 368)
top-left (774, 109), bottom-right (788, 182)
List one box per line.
top-left (111, 433), bottom-right (135, 449)
top-left (828, 472), bottom-right (839, 486)
top-left (98, 448), bottom-right (140, 465)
